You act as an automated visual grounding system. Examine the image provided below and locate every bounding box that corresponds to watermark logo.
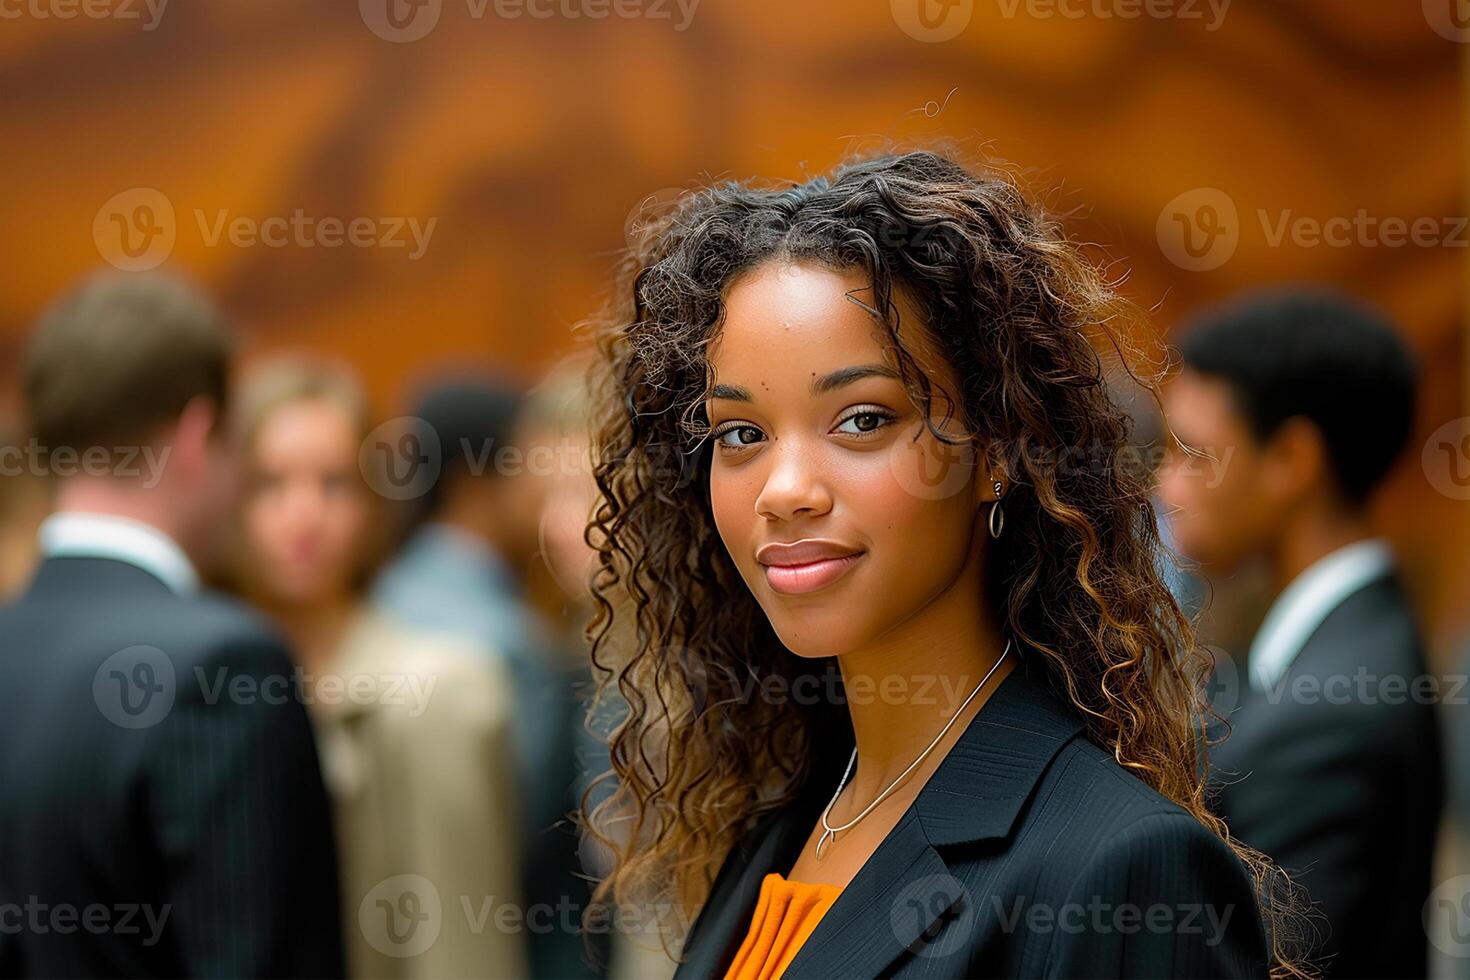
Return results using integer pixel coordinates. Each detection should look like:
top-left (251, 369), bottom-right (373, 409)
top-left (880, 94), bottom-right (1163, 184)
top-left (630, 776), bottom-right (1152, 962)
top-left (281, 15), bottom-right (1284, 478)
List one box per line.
top-left (1159, 188), bottom-right (1469, 271)
top-left (1424, 0), bottom-right (1470, 43)
top-left (1424, 417), bottom-right (1470, 500)
top-left (1202, 645), bottom-right (1241, 716)
top-left (891, 0), bottom-right (974, 42)
top-left (93, 645), bottom-right (176, 729)
top-left (1156, 188), bottom-right (1238, 272)
top-left (94, 187), bottom-right (176, 272)
top-left (361, 874), bottom-right (443, 958)
top-left (1427, 874), bottom-right (1470, 957)
top-left (94, 188), bottom-right (437, 271)
top-left (360, 416), bottom-right (443, 501)
top-left (890, 874), bottom-right (973, 957)
top-left (888, 421), bottom-right (978, 502)
top-left (360, 0), bottom-right (442, 41)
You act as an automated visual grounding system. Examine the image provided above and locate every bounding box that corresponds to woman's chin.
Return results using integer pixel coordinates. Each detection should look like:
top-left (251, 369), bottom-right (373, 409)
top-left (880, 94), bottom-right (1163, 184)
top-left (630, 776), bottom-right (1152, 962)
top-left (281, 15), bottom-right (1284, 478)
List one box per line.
top-left (766, 615), bottom-right (866, 661)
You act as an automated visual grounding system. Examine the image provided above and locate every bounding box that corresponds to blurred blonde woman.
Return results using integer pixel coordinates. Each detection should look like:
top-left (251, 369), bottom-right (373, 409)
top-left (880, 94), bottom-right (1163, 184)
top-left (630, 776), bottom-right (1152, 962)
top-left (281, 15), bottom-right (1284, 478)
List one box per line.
top-left (232, 356), bottom-right (527, 979)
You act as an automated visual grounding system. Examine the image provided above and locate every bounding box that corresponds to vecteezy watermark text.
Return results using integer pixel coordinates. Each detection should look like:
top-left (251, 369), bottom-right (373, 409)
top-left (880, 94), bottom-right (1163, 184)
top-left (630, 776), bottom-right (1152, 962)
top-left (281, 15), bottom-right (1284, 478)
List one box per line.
top-left (359, 0), bottom-right (700, 42)
top-left (992, 895), bottom-right (1235, 945)
top-left (358, 875), bottom-right (678, 959)
top-left (0, 0), bottom-right (168, 30)
top-left (0, 899), bottom-right (171, 946)
top-left (0, 439), bottom-right (170, 486)
top-left (1157, 188), bottom-right (1469, 272)
top-left (94, 188), bottom-right (436, 272)
top-left (93, 645), bottom-right (440, 729)
top-left (890, 0), bottom-right (1228, 43)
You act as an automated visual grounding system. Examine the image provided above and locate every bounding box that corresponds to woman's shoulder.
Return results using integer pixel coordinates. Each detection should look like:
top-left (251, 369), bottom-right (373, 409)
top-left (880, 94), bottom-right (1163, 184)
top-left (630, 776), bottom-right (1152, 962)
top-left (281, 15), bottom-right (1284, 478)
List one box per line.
top-left (1034, 733), bottom-right (1239, 862)
top-left (1007, 732), bottom-right (1261, 920)
top-left (992, 735), bottom-right (1270, 975)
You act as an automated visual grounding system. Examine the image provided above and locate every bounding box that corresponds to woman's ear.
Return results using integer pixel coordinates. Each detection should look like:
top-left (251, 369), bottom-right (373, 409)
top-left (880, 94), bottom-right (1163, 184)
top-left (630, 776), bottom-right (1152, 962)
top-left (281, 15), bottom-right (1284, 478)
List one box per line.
top-left (975, 457), bottom-right (1006, 510)
top-left (990, 474), bottom-right (1006, 507)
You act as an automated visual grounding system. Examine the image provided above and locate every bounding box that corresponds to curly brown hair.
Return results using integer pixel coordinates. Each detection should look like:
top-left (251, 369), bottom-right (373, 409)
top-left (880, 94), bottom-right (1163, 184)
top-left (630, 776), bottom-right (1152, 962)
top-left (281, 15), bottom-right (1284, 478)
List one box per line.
top-left (578, 148), bottom-right (1309, 975)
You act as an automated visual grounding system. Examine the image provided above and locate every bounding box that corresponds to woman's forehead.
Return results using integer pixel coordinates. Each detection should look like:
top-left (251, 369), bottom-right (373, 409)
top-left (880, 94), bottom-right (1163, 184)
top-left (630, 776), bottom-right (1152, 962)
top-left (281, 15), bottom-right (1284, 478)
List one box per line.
top-left (709, 261), bottom-right (957, 396)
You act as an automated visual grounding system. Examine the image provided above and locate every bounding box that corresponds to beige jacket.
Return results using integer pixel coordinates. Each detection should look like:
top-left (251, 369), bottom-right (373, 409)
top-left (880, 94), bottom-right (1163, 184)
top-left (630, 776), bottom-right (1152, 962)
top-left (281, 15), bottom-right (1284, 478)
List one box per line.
top-left (313, 609), bottom-right (527, 980)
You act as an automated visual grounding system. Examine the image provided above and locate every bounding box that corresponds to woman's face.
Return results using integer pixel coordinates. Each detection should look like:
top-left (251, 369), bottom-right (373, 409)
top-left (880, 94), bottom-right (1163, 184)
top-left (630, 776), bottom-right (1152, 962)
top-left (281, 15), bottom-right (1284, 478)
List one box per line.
top-left (706, 261), bottom-right (994, 660)
top-left (241, 397), bottom-right (371, 606)
top-left (535, 424), bottom-right (600, 599)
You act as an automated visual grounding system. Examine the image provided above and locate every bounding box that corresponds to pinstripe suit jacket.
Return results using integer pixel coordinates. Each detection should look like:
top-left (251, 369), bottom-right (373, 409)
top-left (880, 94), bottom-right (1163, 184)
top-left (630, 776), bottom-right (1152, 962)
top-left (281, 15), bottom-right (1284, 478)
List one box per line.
top-left (0, 557), bottom-right (344, 978)
top-left (673, 657), bottom-right (1269, 979)
top-left (1210, 573), bottom-right (1442, 979)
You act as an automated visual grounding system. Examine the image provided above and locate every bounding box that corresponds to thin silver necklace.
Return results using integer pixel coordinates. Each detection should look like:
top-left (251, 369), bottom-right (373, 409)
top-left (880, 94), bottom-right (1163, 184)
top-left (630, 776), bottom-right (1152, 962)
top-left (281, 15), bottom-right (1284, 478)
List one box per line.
top-left (815, 638), bottom-right (1013, 859)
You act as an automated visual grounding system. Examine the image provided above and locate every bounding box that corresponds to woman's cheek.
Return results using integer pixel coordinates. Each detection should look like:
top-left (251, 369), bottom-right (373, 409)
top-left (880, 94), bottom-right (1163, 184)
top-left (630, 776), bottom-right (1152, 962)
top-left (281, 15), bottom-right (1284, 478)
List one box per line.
top-left (866, 442), bottom-right (978, 565)
top-left (851, 460), bottom-right (931, 545)
top-left (708, 468), bottom-right (760, 576)
top-left (882, 426), bottom-right (979, 505)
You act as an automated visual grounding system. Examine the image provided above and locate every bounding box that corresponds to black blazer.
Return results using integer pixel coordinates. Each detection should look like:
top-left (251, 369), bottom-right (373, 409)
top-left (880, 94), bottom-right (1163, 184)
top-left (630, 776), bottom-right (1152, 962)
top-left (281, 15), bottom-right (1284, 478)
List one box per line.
top-left (0, 557), bottom-right (345, 978)
top-left (675, 656), bottom-right (1269, 978)
top-left (1209, 572), bottom-right (1443, 979)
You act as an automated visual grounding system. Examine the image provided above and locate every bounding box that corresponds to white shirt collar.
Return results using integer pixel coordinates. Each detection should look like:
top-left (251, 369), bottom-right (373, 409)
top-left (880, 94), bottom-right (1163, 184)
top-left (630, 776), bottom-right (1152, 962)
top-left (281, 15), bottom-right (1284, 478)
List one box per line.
top-left (39, 511), bottom-right (200, 596)
top-left (1248, 537), bottom-right (1395, 692)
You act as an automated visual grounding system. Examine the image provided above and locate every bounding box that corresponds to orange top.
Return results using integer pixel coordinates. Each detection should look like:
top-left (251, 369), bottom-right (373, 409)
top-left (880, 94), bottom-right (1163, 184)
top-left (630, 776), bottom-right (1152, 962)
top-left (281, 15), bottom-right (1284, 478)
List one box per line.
top-left (722, 873), bottom-right (843, 980)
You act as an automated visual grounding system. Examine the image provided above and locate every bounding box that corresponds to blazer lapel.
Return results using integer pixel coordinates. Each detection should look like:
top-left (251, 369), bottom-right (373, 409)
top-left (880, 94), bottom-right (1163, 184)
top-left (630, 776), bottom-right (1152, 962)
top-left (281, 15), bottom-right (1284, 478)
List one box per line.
top-left (675, 657), bottom-right (1085, 979)
top-left (783, 656), bottom-right (1086, 978)
top-left (673, 782), bottom-right (833, 979)
top-left (781, 811), bottom-right (958, 979)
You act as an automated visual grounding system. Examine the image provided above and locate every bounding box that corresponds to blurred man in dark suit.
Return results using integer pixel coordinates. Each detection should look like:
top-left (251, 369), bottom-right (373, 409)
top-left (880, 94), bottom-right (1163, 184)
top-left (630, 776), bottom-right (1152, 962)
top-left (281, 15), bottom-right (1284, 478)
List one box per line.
top-left (1159, 288), bottom-right (1442, 979)
top-left (0, 272), bottom-right (344, 978)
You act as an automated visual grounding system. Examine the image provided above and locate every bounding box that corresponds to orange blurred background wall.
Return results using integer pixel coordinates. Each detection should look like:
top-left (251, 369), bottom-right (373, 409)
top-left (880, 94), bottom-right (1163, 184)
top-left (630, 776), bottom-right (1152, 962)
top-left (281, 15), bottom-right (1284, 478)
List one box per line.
top-left (0, 0), bottom-right (1465, 652)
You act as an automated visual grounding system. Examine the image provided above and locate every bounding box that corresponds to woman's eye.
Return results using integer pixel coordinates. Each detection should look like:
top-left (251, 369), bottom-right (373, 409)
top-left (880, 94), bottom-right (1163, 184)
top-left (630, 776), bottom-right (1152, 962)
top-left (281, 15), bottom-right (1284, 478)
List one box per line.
top-left (713, 424), bottom-right (764, 451)
top-left (834, 409), bottom-right (895, 437)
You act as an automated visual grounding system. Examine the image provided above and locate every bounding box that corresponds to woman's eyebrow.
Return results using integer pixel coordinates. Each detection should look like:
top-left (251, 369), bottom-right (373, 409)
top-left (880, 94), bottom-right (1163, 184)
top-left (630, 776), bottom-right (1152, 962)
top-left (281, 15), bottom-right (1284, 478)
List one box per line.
top-left (708, 364), bottom-right (899, 403)
top-left (812, 363), bottom-right (899, 394)
top-left (709, 383), bottom-right (752, 402)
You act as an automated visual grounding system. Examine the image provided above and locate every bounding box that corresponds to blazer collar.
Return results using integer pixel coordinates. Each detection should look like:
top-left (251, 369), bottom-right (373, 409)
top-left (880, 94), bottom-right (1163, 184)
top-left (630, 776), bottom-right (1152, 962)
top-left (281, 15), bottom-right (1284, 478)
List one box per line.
top-left (911, 653), bottom-right (1085, 846)
top-left (675, 654), bottom-right (1086, 978)
top-left (38, 511), bottom-right (200, 596)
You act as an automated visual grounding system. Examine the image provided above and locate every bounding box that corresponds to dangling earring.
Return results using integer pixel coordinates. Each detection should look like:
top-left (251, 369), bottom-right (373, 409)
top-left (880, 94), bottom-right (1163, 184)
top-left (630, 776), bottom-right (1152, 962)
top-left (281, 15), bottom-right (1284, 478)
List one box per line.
top-left (988, 479), bottom-right (1005, 539)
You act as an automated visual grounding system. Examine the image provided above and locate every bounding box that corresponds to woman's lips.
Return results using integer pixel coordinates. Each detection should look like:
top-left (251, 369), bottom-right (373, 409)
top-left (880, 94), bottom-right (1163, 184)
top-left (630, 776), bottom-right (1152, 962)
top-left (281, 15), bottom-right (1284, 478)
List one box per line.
top-left (761, 552), bottom-right (865, 595)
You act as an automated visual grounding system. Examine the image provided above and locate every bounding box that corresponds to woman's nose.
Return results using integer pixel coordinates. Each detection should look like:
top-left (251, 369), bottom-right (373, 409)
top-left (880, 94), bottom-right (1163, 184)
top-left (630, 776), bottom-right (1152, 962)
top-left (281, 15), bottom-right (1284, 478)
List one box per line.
top-left (753, 439), bottom-right (833, 521)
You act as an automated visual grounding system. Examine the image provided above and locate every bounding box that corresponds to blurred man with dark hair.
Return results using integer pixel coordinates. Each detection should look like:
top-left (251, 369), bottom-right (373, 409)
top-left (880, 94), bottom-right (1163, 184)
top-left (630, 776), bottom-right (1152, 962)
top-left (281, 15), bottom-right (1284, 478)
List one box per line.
top-left (1159, 287), bottom-right (1442, 979)
top-left (372, 375), bottom-right (592, 978)
top-left (0, 271), bottom-right (344, 978)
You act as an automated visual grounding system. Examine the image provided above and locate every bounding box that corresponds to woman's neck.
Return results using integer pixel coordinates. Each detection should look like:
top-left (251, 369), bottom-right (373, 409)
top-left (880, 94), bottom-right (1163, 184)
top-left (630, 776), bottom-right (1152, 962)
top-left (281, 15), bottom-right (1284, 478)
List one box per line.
top-left (833, 553), bottom-right (1012, 802)
top-left (266, 595), bottom-right (359, 681)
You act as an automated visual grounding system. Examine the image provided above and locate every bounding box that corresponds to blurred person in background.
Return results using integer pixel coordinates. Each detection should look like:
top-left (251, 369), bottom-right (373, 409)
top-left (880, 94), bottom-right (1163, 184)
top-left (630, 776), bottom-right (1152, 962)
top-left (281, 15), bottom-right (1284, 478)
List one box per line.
top-left (1107, 369), bottom-right (1207, 621)
top-left (371, 375), bottom-right (587, 978)
top-left (231, 357), bottom-right (525, 980)
top-left (0, 272), bottom-right (344, 977)
top-left (0, 426), bottom-right (50, 599)
top-left (1159, 287), bottom-right (1442, 980)
top-left (520, 354), bottom-right (675, 980)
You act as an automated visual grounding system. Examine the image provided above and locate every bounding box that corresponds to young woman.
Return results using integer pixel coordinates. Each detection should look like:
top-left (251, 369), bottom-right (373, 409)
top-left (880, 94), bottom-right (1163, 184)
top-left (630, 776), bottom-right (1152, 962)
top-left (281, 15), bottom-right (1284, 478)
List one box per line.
top-left (230, 358), bottom-right (528, 980)
top-left (579, 150), bottom-right (1305, 978)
